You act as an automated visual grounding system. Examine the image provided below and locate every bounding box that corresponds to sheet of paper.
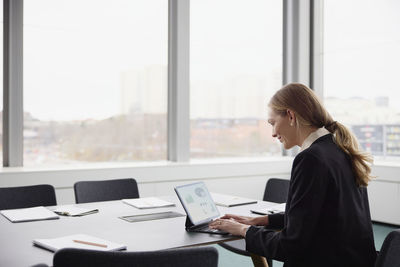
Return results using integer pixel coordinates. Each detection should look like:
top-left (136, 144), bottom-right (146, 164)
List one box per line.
top-left (0, 206), bottom-right (59, 223)
top-left (122, 197), bottom-right (175, 209)
top-left (33, 234), bottom-right (126, 252)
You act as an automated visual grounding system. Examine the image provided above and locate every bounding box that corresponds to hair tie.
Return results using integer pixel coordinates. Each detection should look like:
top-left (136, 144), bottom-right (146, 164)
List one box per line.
top-left (326, 121), bottom-right (337, 129)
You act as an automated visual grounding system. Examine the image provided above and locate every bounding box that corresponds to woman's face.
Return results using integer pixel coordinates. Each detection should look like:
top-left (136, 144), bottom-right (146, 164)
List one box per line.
top-left (268, 109), bottom-right (298, 149)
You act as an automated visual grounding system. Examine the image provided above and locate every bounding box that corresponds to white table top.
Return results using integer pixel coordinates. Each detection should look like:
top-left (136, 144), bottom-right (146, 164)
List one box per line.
top-left (0, 195), bottom-right (277, 267)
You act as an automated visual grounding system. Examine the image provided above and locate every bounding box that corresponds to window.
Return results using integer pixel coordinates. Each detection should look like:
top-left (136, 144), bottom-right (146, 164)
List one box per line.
top-left (190, 0), bottom-right (283, 158)
top-left (23, 0), bottom-right (168, 165)
top-left (324, 0), bottom-right (400, 158)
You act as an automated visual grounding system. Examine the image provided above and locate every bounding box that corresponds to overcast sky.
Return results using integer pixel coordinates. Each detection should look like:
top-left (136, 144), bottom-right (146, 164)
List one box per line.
top-left (2, 0), bottom-right (400, 120)
top-left (324, 0), bottom-right (400, 109)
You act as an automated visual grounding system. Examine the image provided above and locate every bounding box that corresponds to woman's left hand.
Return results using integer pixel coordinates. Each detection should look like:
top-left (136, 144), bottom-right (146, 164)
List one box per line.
top-left (209, 218), bottom-right (250, 237)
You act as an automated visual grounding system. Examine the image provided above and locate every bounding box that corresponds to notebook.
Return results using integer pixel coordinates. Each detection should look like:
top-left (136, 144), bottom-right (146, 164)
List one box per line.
top-left (210, 192), bottom-right (257, 207)
top-left (174, 182), bottom-right (228, 235)
top-left (122, 197), bottom-right (175, 209)
top-left (33, 234), bottom-right (126, 252)
top-left (53, 205), bottom-right (99, 216)
top-left (250, 203), bottom-right (286, 215)
top-left (0, 206), bottom-right (59, 223)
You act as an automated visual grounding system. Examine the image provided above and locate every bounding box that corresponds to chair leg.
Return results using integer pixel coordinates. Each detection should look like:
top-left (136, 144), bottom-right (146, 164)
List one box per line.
top-left (250, 253), bottom-right (269, 267)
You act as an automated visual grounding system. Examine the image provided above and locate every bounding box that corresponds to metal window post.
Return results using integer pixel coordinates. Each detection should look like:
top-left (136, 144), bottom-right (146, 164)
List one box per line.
top-left (283, 0), bottom-right (311, 86)
top-left (310, 0), bottom-right (324, 99)
top-left (3, 0), bottom-right (24, 167)
top-left (168, 0), bottom-right (190, 162)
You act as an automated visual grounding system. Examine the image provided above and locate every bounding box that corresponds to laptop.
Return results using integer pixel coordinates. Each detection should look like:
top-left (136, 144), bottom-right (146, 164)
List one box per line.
top-left (174, 182), bottom-right (228, 235)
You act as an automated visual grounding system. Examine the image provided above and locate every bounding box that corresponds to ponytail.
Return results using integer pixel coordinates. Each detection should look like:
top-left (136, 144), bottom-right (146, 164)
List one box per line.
top-left (325, 121), bottom-right (373, 186)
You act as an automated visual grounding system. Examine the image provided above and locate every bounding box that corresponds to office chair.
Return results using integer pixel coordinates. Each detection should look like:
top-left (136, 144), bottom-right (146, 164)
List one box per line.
top-left (53, 247), bottom-right (219, 267)
top-left (0, 184), bottom-right (57, 210)
top-left (262, 178), bottom-right (290, 204)
top-left (74, 178), bottom-right (139, 204)
top-left (375, 229), bottom-right (400, 267)
top-left (219, 178), bottom-right (290, 267)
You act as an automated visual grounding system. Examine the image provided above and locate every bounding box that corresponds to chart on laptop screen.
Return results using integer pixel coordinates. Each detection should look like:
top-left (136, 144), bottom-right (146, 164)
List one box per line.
top-left (178, 183), bottom-right (219, 224)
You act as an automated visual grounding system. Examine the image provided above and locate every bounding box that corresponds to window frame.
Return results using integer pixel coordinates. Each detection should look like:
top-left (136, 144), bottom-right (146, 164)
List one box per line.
top-left (3, 0), bottom-right (23, 166)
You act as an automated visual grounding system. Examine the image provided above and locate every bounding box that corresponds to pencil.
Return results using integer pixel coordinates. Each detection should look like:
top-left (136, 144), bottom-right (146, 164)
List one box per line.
top-left (73, 239), bottom-right (108, 248)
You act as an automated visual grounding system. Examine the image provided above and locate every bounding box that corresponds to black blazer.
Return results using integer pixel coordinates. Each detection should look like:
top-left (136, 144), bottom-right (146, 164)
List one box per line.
top-left (245, 134), bottom-right (377, 267)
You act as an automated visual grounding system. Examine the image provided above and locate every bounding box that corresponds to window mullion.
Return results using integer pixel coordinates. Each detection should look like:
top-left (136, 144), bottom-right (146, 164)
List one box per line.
top-left (283, 0), bottom-right (311, 86)
top-left (167, 0), bottom-right (190, 162)
top-left (310, 0), bottom-right (324, 99)
top-left (3, 0), bottom-right (23, 167)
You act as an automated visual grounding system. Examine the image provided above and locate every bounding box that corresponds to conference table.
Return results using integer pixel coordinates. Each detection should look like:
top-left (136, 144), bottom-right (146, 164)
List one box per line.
top-left (0, 194), bottom-right (278, 267)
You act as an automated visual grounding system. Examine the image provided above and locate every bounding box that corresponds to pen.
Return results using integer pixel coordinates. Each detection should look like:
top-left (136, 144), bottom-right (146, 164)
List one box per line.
top-left (269, 209), bottom-right (281, 214)
top-left (73, 239), bottom-right (108, 248)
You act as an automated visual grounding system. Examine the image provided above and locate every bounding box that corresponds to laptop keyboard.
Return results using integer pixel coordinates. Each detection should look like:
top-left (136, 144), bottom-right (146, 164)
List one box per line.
top-left (196, 224), bottom-right (228, 235)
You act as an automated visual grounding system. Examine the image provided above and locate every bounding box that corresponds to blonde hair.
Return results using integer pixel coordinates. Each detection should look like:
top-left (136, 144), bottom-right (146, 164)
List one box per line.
top-left (269, 83), bottom-right (373, 186)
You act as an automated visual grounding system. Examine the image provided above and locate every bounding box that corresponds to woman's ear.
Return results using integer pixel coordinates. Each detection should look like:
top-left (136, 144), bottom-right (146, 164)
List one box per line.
top-left (287, 110), bottom-right (296, 126)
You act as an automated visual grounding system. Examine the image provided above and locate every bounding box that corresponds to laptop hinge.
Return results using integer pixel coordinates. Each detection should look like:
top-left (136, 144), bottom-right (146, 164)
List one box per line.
top-left (185, 216), bottom-right (194, 229)
top-left (185, 217), bottom-right (210, 231)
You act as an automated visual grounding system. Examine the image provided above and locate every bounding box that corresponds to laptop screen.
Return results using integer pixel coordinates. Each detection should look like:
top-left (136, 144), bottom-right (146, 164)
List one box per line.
top-left (175, 182), bottom-right (220, 226)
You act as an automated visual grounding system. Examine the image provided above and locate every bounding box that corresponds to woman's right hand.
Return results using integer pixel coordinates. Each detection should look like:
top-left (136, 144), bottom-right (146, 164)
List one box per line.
top-left (220, 214), bottom-right (269, 226)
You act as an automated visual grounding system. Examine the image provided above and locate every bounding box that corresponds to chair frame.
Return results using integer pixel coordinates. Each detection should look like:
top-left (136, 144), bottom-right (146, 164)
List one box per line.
top-left (53, 247), bottom-right (219, 267)
top-left (74, 178), bottom-right (139, 204)
top-left (0, 184), bottom-right (57, 210)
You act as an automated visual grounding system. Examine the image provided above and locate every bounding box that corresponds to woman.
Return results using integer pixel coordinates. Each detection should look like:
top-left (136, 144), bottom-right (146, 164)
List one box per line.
top-left (210, 83), bottom-right (377, 267)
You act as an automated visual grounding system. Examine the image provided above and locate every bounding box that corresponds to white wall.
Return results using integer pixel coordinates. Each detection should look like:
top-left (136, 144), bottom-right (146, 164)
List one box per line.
top-left (368, 163), bottom-right (400, 225)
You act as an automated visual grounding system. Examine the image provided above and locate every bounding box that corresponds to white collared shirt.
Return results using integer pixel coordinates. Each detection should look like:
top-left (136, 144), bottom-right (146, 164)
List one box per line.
top-left (300, 127), bottom-right (331, 152)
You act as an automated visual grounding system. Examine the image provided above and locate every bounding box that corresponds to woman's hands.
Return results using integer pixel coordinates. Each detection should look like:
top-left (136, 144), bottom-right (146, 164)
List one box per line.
top-left (220, 214), bottom-right (269, 226)
top-left (209, 214), bottom-right (269, 236)
top-left (209, 218), bottom-right (250, 236)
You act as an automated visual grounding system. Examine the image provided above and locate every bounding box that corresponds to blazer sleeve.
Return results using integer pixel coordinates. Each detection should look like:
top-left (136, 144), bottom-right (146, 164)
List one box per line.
top-left (268, 213), bottom-right (284, 229)
top-left (245, 152), bottom-right (330, 262)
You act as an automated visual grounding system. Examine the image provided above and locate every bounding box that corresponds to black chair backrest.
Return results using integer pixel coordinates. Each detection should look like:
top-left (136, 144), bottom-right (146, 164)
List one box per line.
top-left (74, 178), bottom-right (139, 204)
top-left (263, 178), bottom-right (290, 203)
top-left (375, 229), bottom-right (400, 267)
top-left (0, 184), bottom-right (57, 210)
top-left (53, 247), bottom-right (218, 267)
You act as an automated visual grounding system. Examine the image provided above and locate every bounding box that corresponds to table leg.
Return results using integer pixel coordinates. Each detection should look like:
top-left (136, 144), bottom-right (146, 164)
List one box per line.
top-left (250, 253), bottom-right (269, 267)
